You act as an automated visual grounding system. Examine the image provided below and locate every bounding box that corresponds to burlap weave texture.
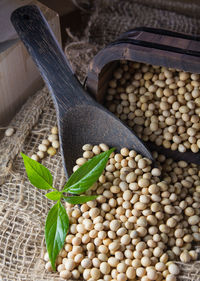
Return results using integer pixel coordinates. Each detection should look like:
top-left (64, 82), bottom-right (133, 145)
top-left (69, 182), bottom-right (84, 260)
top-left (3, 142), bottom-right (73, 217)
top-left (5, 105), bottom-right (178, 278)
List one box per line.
top-left (1, 1), bottom-right (200, 280)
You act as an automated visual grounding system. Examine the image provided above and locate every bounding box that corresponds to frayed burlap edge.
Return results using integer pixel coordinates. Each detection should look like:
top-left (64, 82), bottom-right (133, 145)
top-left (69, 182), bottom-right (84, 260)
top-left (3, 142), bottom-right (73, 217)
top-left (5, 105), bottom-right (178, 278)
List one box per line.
top-left (0, 87), bottom-right (51, 185)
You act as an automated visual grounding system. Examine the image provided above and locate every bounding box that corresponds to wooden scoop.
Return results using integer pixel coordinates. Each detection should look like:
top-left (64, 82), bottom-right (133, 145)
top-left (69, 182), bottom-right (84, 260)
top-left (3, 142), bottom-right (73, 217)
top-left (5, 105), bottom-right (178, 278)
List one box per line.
top-left (11, 5), bottom-right (153, 177)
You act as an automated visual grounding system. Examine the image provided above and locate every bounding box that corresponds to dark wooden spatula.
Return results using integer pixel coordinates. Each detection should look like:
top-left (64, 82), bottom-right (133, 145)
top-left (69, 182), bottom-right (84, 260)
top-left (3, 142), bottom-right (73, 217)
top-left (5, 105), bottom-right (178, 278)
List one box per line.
top-left (11, 5), bottom-right (153, 177)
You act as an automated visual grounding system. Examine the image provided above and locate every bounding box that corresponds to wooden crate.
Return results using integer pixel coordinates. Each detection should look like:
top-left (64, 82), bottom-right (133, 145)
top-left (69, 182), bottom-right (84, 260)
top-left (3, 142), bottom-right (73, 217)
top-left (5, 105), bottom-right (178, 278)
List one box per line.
top-left (0, 1), bottom-right (61, 125)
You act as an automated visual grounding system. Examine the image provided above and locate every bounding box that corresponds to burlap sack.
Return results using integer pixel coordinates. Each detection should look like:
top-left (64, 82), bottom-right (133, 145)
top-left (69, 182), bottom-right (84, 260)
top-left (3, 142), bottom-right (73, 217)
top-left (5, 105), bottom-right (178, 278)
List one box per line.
top-left (1, 1), bottom-right (200, 280)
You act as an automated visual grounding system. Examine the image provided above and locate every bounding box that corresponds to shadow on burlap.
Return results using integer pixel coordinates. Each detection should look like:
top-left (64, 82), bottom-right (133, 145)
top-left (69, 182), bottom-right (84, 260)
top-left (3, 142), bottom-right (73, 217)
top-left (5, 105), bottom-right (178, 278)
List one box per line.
top-left (0, 1), bottom-right (200, 280)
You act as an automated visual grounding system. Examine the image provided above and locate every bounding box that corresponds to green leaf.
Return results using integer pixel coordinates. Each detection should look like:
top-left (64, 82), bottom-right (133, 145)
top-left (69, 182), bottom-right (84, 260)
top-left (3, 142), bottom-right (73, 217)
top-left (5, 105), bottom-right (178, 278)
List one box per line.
top-left (64, 195), bottom-right (98, 204)
top-left (21, 152), bottom-right (53, 190)
top-left (63, 148), bottom-right (115, 194)
top-left (45, 201), bottom-right (69, 271)
top-left (45, 191), bottom-right (61, 201)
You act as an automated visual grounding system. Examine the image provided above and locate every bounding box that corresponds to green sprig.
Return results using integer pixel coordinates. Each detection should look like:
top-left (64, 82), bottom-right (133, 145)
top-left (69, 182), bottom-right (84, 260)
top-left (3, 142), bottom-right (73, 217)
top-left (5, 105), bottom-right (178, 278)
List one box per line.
top-left (21, 148), bottom-right (114, 270)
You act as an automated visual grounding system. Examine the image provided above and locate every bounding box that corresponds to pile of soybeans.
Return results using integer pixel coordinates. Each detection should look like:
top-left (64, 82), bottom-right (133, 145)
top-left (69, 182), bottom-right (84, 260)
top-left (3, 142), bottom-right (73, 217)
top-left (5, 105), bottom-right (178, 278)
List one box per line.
top-left (44, 144), bottom-right (200, 281)
top-left (105, 61), bottom-right (200, 153)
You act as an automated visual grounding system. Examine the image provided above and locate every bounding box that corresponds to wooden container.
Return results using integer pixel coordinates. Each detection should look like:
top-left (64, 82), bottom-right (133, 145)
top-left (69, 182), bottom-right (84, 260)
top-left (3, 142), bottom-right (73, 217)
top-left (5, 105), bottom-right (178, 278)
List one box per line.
top-left (0, 1), bottom-right (61, 125)
top-left (86, 27), bottom-right (200, 164)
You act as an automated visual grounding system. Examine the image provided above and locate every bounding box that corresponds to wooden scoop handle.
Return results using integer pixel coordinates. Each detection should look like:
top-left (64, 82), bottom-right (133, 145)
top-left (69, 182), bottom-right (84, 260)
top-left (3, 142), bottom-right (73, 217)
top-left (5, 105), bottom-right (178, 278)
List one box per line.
top-left (11, 5), bottom-right (93, 117)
